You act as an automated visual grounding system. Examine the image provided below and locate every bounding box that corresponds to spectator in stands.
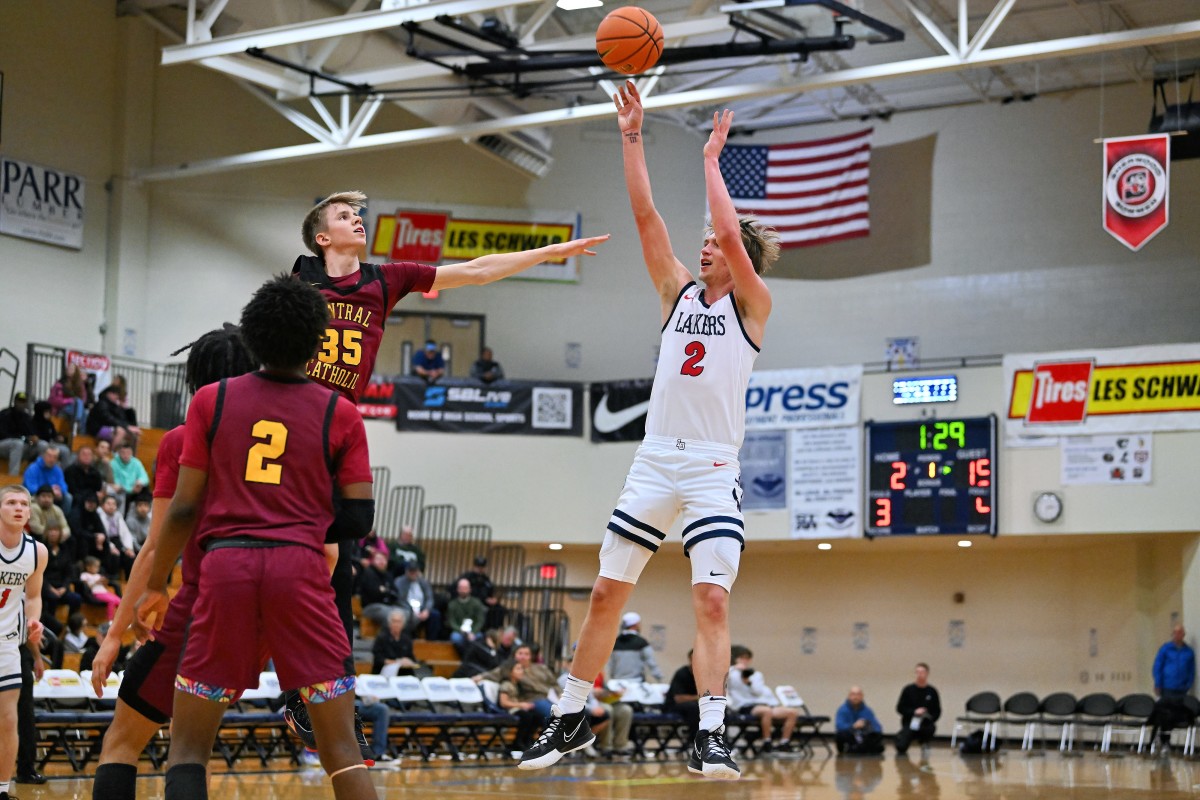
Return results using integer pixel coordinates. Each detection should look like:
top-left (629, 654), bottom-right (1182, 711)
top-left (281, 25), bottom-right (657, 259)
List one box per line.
top-left (40, 524), bottom-right (81, 636)
top-left (457, 628), bottom-right (503, 679)
top-left (371, 609), bottom-right (421, 676)
top-left (98, 494), bottom-right (138, 579)
top-left (411, 340), bottom-right (445, 383)
top-left (356, 695), bottom-right (392, 764)
top-left (49, 363), bottom-right (89, 434)
top-left (124, 492), bottom-right (152, 549)
top-left (835, 686), bottom-right (884, 755)
top-left (470, 347), bottom-right (505, 384)
top-left (390, 525), bottom-right (425, 573)
top-left (69, 493), bottom-right (107, 562)
top-left (359, 550), bottom-right (400, 628)
top-left (447, 578), bottom-right (487, 655)
top-left (81, 622), bottom-right (128, 673)
top-left (0, 392), bottom-right (36, 475)
top-left (62, 613), bottom-right (92, 655)
top-left (64, 446), bottom-right (105, 509)
top-left (498, 661), bottom-right (544, 757)
top-left (496, 626), bottom-right (522, 662)
top-left (31, 401), bottom-right (72, 466)
top-left (393, 563), bottom-right (442, 640)
top-left (726, 645), bottom-right (799, 753)
top-left (664, 650), bottom-right (701, 740)
top-left (894, 662), bottom-right (941, 755)
top-left (93, 439), bottom-right (117, 491)
top-left (1154, 624), bottom-right (1195, 699)
top-left (78, 556), bottom-right (121, 620)
top-left (28, 485), bottom-right (71, 540)
top-left (494, 645), bottom-right (556, 727)
top-left (608, 611), bottom-right (664, 682)
top-left (357, 529), bottom-right (390, 571)
top-left (459, 555), bottom-right (505, 629)
top-left (86, 385), bottom-right (139, 449)
top-left (110, 375), bottom-right (138, 426)
top-left (109, 443), bottom-right (149, 509)
top-left (23, 447), bottom-right (70, 513)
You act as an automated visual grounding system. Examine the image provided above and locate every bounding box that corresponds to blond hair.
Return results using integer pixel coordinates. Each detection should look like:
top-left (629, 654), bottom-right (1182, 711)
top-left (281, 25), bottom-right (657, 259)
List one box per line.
top-left (707, 215), bottom-right (782, 275)
top-left (301, 190), bottom-right (368, 255)
top-left (0, 485), bottom-right (31, 502)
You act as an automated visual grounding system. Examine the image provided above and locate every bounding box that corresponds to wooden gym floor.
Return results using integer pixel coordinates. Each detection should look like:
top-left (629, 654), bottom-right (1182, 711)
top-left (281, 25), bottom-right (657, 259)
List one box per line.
top-left (22, 745), bottom-right (1199, 799)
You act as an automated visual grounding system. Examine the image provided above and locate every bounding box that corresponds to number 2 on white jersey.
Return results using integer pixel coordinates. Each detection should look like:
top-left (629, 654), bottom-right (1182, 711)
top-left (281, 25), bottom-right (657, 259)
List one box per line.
top-left (681, 341), bottom-right (706, 377)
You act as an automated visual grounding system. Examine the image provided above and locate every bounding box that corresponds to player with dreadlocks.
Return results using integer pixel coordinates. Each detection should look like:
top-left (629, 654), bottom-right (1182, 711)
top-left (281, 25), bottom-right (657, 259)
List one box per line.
top-left (88, 324), bottom-right (258, 800)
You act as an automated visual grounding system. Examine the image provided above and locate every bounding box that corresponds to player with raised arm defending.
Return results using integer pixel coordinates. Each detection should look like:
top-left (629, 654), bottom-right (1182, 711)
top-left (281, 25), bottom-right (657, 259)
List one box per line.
top-left (136, 277), bottom-right (378, 800)
top-left (518, 81), bottom-right (779, 780)
top-left (284, 192), bottom-right (608, 750)
top-left (87, 325), bottom-right (258, 800)
top-left (0, 486), bottom-right (47, 800)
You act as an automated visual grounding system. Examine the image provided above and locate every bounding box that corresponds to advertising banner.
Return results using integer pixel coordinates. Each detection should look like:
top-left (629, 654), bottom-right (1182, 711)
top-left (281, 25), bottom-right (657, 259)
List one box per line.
top-left (589, 379), bottom-right (653, 442)
top-left (1, 156), bottom-right (85, 249)
top-left (1004, 343), bottom-right (1200, 439)
top-left (394, 379), bottom-right (583, 436)
top-left (789, 426), bottom-right (861, 539)
top-left (739, 429), bottom-right (788, 511)
top-left (1061, 434), bottom-right (1152, 485)
top-left (746, 365), bottom-right (863, 430)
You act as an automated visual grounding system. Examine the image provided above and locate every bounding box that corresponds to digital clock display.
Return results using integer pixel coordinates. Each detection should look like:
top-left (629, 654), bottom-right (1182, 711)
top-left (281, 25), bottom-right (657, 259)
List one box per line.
top-left (864, 415), bottom-right (997, 537)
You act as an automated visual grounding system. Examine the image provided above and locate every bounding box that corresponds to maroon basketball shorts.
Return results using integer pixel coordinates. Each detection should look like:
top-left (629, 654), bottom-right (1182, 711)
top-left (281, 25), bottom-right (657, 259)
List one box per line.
top-left (177, 545), bottom-right (350, 693)
top-left (118, 581), bottom-right (199, 724)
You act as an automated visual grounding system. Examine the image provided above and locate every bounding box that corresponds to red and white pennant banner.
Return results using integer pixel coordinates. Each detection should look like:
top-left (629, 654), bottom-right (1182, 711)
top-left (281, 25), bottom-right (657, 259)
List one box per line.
top-left (1102, 133), bottom-right (1169, 252)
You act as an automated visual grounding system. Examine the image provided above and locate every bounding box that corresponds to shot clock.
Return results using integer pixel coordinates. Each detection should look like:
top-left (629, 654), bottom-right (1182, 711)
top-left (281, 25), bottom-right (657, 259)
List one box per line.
top-left (865, 415), bottom-right (997, 537)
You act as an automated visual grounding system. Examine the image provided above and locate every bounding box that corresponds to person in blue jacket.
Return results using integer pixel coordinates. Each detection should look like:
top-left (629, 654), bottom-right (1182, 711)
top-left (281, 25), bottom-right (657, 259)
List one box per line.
top-left (835, 686), bottom-right (884, 755)
top-left (1154, 624), bottom-right (1195, 699)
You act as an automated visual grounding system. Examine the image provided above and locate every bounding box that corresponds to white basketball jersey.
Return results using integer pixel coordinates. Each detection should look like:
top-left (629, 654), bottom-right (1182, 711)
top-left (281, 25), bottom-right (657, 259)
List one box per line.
top-left (0, 533), bottom-right (36, 645)
top-left (645, 282), bottom-right (760, 448)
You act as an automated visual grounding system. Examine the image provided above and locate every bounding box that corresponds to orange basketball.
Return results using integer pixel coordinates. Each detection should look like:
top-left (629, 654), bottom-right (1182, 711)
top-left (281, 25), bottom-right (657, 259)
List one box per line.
top-left (596, 6), bottom-right (664, 75)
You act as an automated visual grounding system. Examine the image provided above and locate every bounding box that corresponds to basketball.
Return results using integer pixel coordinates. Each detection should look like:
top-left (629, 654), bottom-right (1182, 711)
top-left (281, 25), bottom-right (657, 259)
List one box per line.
top-left (596, 6), bottom-right (664, 75)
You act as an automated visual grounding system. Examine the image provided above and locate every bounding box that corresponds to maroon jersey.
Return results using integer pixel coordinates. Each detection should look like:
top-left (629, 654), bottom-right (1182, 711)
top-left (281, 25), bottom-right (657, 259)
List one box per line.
top-left (179, 372), bottom-right (372, 554)
top-left (292, 256), bottom-right (437, 401)
top-left (152, 426), bottom-right (207, 588)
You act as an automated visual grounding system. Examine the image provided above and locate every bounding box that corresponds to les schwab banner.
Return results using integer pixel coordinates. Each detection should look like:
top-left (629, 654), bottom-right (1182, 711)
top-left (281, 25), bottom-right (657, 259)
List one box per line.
top-left (1004, 343), bottom-right (1200, 438)
top-left (367, 201), bottom-right (581, 283)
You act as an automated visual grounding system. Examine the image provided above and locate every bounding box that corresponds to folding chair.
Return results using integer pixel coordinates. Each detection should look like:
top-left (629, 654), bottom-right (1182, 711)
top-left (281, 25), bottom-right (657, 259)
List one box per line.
top-left (999, 692), bottom-right (1040, 751)
top-left (621, 681), bottom-right (689, 759)
top-left (1037, 692), bottom-right (1079, 752)
top-left (776, 684), bottom-right (832, 756)
top-left (1074, 693), bottom-right (1117, 753)
top-left (218, 672), bottom-right (291, 767)
top-left (951, 691), bottom-right (1001, 752)
top-left (1109, 693), bottom-right (1155, 754)
top-left (448, 677), bottom-right (518, 758)
top-left (33, 670), bottom-right (101, 771)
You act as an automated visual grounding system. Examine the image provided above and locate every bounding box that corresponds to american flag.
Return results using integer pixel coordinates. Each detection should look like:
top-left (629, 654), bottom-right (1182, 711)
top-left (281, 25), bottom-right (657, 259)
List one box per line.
top-left (718, 128), bottom-right (872, 248)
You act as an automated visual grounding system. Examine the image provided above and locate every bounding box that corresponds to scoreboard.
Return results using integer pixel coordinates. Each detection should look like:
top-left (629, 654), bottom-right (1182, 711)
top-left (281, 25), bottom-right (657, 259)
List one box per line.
top-left (865, 416), bottom-right (997, 537)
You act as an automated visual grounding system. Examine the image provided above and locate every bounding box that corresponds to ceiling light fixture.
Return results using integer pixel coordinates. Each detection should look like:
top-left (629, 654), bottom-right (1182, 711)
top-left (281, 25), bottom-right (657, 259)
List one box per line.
top-left (548, 542), bottom-right (564, 550)
top-left (818, 542), bottom-right (832, 551)
top-left (957, 540), bottom-right (972, 548)
top-left (556, 0), bottom-right (603, 10)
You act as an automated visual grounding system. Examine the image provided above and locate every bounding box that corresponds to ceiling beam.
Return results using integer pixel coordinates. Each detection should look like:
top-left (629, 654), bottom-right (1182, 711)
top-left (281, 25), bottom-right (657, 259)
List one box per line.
top-left (136, 19), bottom-right (1200, 181)
top-left (160, 0), bottom-right (540, 65)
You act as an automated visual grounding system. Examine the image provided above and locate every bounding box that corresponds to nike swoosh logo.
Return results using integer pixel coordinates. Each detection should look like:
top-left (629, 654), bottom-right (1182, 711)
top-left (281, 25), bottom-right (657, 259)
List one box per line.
top-left (713, 462), bottom-right (728, 467)
top-left (709, 570), bottom-right (726, 577)
top-left (593, 393), bottom-right (651, 434)
top-left (563, 719), bottom-right (585, 742)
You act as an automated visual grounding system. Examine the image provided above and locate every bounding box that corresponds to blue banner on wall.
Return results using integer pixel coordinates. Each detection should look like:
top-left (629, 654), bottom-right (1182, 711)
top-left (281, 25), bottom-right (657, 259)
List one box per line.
top-left (739, 429), bottom-right (788, 511)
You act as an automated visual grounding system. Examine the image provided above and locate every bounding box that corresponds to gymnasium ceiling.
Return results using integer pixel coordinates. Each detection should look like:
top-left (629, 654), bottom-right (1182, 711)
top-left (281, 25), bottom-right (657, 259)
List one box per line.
top-left (117, 0), bottom-right (1200, 179)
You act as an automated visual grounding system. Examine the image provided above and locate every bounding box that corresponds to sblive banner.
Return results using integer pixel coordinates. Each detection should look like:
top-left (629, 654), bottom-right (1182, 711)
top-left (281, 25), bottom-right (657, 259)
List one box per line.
top-left (1004, 343), bottom-right (1200, 440)
top-left (1102, 133), bottom-right (1169, 252)
top-left (746, 365), bottom-right (863, 430)
top-left (393, 379), bottom-right (583, 436)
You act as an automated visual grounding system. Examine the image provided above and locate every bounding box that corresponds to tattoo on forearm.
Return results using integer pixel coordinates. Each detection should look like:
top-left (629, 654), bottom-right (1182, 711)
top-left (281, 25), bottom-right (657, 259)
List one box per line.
top-left (624, 131), bottom-right (640, 144)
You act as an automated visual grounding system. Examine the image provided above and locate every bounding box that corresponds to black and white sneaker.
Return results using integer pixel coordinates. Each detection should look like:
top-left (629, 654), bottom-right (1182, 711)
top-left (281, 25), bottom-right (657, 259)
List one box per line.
top-left (283, 690), bottom-right (318, 751)
top-left (687, 726), bottom-right (740, 780)
top-left (517, 705), bottom-right (595, 770)
top-left (353, 711), bottom-right (377, 766)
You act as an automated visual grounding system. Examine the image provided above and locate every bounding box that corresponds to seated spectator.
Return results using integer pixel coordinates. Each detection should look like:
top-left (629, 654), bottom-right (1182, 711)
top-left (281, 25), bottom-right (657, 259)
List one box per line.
top-left (894, 662), bottom-right (941, 755)
top-left (608, 611), bottom-right (664, 682)
top-left (664, 650), bottom-right (701, 739)
top-left (109, 442), bottom-right (149, 508)
top-left (371, 609), bottom-right (421, 676)
top-left (358, 550), bottom-right (399, 628)
top-left (69, 492), bottom-right (107, 561)
top-left (124, 492), bottom-right (152, 549)
top-left (98, 494), bottom-right (138, 578)
top-left (78, 556), bottom-right (121, 620)
top-left (447, 578), bottom-right (487, 655)
top-left (65, 445), bottom-right (105, 508)
top-left (498, 661), bottom-right (544, 756)
top-left (28, 484), bottom-right (71, 540)
top-left (491, 644), bottom-right (556, 734)
top-left (23, 447), bottom-right (70, 513)
top-left (49, 363), bottom-right (89, 434)
top-left (470, 347), bottom-right (505, 384)
top-left (393, 562), bottom-right (442, 640)
top-left (81, 621), bottom-right (129, 673)
top-left (0, 391), bottom-right (36, 475)
top-left (110, 375), bottom-right (138, 427)
top-left (358, 529), bottom-right (390, 570)
top-left (457, 628), bottom-right (503, 679)
top-left (31, 400), bottom-right (72, 466)
top-left (835, 686), bottom-right (885, 755)
top-left (94, 439), bottom-right (120, 497)
top-left (458, 555), bottom-right (505, 630)
top-left (62, 613), bottom-right (93, 654)
top-left (496, 626), bottom-right (522, 662)
top-left (40, 523), bottom-right (82, 637)
top-left (411, 340), bottom-right (445, 383)
top-left (726, 645), bottom-right (800, 752)
top-left (391, 525), bottom-right (425, 573)
top-left (86, 385), bottom-right (140, 449)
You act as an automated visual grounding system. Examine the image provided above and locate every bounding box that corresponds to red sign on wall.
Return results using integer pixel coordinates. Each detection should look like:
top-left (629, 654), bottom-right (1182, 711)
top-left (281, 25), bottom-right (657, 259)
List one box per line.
top-left (1026, 360), bottom-right (1093, 424)
top-left (390, 211), bottom-right (448, 262)
top-left (1103, 134), bottom-right (1169, 252)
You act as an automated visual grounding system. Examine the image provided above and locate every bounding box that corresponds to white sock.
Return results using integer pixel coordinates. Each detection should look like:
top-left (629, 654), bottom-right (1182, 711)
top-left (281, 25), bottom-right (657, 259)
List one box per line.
top-left (557, 674), bottom-right (593, 715)
top-left (0, 781), bottom-right (8, 794)
top-left (698, 695), bottom-right (727, 732)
